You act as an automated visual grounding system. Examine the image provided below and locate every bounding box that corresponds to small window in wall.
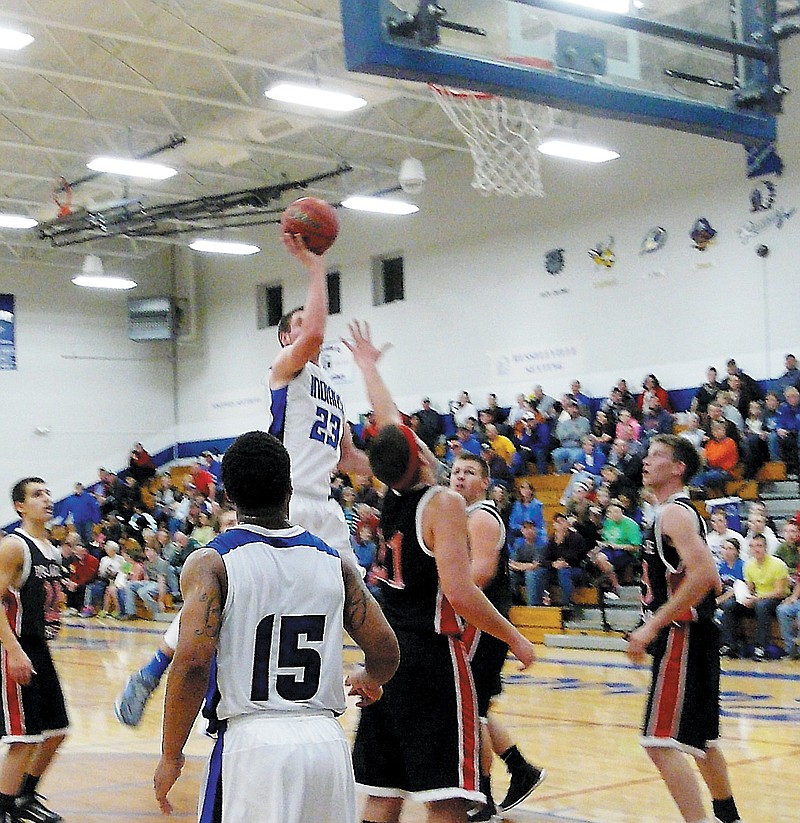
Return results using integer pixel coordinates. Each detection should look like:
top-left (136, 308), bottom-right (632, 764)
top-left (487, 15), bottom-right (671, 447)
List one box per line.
top-left (327, 269), bottom-right (341, 315)
top-left (371, 253), bottom-right (405, 306)
top-left (256, 283), bottom-right (284, 329)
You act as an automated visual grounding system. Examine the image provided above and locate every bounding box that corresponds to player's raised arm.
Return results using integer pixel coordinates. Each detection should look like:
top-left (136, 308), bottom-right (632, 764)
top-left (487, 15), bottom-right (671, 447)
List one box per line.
top-left (270, 234), bottom-right (328, 387)
top-left (155, 548), bottom-right (226, 814)
top-left (341, 560), bottom-right (400, 706)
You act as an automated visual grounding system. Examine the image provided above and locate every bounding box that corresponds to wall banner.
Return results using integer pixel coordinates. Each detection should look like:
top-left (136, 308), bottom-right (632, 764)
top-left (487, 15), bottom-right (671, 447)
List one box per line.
top-left (0, 294), bottom-right (16, 371)
top-left (489, 341), bottom-right (584, 385)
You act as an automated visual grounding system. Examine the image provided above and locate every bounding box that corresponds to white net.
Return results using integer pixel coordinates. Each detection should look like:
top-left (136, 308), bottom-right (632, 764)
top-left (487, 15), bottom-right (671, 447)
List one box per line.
top-left (430, 85), bottom-right (553, 197)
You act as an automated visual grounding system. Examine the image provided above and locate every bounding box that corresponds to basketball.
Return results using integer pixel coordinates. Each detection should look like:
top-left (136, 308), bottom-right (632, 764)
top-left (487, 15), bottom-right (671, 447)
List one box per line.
top-left (280, 196), bottom-right (339, 255)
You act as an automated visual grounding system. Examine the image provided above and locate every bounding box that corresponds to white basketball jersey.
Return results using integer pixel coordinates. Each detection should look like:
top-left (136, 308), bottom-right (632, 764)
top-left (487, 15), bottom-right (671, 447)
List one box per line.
top-left (215, 524), bottom-right (346, 721)
top-left (267, 362), bottom-right (345, 497)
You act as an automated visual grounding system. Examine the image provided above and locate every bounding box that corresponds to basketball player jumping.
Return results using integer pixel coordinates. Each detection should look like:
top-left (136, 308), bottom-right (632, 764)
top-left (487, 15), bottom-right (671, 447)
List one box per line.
top-left (154, 431), bottom-right (399, 822)
top-left (344, 320), bottom-right (535, 823)
top-left (115, 232), bottom-right (370, 725)
top-left (627, 435), bottom-right (743, 823)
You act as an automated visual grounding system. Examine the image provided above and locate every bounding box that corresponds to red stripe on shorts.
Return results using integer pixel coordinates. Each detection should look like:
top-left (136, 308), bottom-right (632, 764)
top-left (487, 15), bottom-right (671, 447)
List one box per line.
top-left (650, 624), bottom-right (688, 739)
top-left (1, 594), bottom-right (24, 736)
top-left (449, 637), bottom-right (479, 793)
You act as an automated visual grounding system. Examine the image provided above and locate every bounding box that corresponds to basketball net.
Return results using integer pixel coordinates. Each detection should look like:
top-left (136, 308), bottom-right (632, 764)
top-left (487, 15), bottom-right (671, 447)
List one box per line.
top-left (430, 84), bottom-right (553, 198)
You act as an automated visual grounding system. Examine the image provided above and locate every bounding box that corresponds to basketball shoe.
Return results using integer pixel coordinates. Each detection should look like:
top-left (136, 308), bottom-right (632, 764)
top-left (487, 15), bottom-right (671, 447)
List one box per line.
top-left (12, 793), bottom-right (62, 823)
top-left (498, 765), bottom-right (546, 812)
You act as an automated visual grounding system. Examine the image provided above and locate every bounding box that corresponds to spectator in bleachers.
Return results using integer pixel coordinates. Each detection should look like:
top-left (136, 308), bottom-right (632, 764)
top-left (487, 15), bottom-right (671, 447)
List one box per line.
top-left (128, 503), bottom-right (157, 545)
top-left (637, 374), bottom-right (671, 416)
top-left (454, 424), bottom-right (482, 456)
top-left (742, 400), bottom-right (770, 479)
top-left (530, 384), bottom-right (558, 422)
top-left (189, 510), bottom-right (216, 546)
top-left (567, 380), bottom-right (591, 418)
top-left (561, 438), bottom-right (606, 504)
top-left (479, 443), bottom-right (514, 488)
top-left (84, 539), bottom-right (123, 617)
top-left (507, 393), bottom-right (531, 428)
top-left (163, 530), bottom-right (199, 580)
top-left (725, 373), bottom-right (757, 422)
top-left (339, 486), bottom-right (358, 534)
top-left (774, 353), bottom-right (800, 396)
top-left (485, 423), bottom-right (516, 466)
top-left (590, 409), bottom-right (615, 453)
top-left (608, 438), bottom-right (644, 499)
top-left (61, 481), bottom-right (101, 546)
top-left (514, 412), bottom-right (550, 475)
top-left (702, 401), bottom-right (741, 449)
top-left (614, 408), bottom-right (642, 447)
top-left (107, 542), bottom-right (145, 618)
top-left (775, 520), bottom-right (800, 572)
top-left (776, 385), bottom-right (800, 477)
top-left (443, 434), bottom-right (464, 470)
top-left (124, 543), bottom-right (171, 619)
top-left (117, 475), bottom-right (144, 518)
top-left (722, 358), bottom-right (764, 403)
top-left (351, 523), bottom-right (378, 583)
top-left (152, 473), bottom-right (178, 526)
top-left (691, 366), bottom-right (722, 417)
top-left (706, 510), bottom-right (744, 561)
top-left (747, 500), bottom-right (780, 539)
top-left (776, 559), bottom-right (800, 659)
top-left (483, 393), bottom-right (509, 427)
top-left (416, 397), bottom-right (443, 451)
top-left (508, 519), bottom-right (547, 606)
top-left (452, 390), bottom-right (478, 428)
top-left (717, 536), bottom-right (745, 590)
top-left (128, 442), bottom-right (157, 487)
top-left (507, 481), bottom-right (546, 549)
top-left (63, 540), bottom-right (99, 615)
top-left (717, 391), bottom-right (744, 432)
top-left (599, 386), bottom-right (624, 421)
top-left (615, 379), bottom-right (637, 413)
top-left (552, 401), bottom-right (591, 474)
top-left (593, 499), bottom-right (643, 596)
top-left (763, 391), bottom-right (781, 460)
top-left (527, 513), bottom-right (590, 609)
top-left (742, 510), bottom-right (780, 558)
top-left (488, 483), bottom-right (513, 532)
top-left (640, 397), bottom-right (674, 448)
top-left (678, 412), bottom-right (704, 450)
top-left (719, 533), bottom-right (789, 660)
top-left (692, 421), bottom-right (739, 494)
top-left (188, 461), bottom-right (216, 502)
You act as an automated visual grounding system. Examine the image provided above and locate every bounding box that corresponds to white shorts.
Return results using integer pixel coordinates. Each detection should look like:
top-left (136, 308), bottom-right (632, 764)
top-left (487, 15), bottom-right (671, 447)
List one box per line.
top-left (289, 494), bottom-right (357, 569)
top-left (163, 612), bottom-right (181, 650)
top-left (199, 713), bottom-right (356, 823)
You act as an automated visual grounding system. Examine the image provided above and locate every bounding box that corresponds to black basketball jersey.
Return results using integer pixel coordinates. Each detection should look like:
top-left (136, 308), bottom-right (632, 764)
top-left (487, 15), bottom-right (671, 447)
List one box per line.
top-left (7, 529), bottom-right (63, 640)
top-left (467, 500), bottom-right (511, 618)
top-left (374, 485), bottom-right (463, 635)
top-left (641, 495), bottom-right (716, 622)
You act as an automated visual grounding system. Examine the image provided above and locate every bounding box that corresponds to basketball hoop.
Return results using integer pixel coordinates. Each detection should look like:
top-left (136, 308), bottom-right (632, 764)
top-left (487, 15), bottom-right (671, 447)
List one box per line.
top-left (430, 84), bottom-right (553, 197)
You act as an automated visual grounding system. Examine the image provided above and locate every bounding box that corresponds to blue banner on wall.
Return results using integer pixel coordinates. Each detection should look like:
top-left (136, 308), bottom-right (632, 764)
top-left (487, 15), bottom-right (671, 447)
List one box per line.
top-left (0, 294), bottom-right (16, 370)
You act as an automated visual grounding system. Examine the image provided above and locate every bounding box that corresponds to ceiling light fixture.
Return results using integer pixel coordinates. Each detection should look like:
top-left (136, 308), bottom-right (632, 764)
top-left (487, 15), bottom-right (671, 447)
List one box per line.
top-left (341, 196), bottom-right (419, 215)
top-left (265, 82), bottom-right (367, 112)
top-left (86, 157), bottom-right (178, 180)
top-left (189, 239), bottom-right (260, 255)
top-left (0, 28), bottom-right (34, 50)
top-left (72, 255), bottom-right (137, 290)
top-left (538, 139), bottom-right (620, 163)
top-left (0, 214), bottom-right (37, 229)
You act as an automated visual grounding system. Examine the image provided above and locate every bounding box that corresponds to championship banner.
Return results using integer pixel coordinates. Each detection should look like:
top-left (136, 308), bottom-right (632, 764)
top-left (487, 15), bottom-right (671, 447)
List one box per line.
top-left (320, 340), bottom-right (354, 385)
top-left (489, 341), bottom-right (584, 385)
top-left (0, 294), bottom-right (16, 371)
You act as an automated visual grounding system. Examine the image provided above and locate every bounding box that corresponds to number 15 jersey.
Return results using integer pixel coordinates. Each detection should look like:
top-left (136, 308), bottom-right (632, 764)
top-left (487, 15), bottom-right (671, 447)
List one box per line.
top-left (212, 524), bottom-right (347, 721)
top-left (268, 362), bottom-right (345, 498)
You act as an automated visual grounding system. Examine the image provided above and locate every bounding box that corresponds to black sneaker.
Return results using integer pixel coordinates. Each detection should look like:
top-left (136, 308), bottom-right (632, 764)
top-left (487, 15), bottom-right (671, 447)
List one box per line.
top-left (467, 799), bottom-right (499, 822)
top-left (498, 765), bottom-right (546, 812)
top-left (13, 793), bottom-right (62, 823)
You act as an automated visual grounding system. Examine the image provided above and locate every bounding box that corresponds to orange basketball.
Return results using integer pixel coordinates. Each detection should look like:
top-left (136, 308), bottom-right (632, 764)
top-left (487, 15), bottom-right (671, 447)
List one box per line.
top-left (280, 196), bottom-right (339, 255)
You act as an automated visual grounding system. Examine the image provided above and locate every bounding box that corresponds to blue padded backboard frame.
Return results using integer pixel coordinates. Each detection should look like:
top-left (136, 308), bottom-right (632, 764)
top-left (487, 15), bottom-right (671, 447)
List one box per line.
top-left (341, 0), bottom-right (778, 147)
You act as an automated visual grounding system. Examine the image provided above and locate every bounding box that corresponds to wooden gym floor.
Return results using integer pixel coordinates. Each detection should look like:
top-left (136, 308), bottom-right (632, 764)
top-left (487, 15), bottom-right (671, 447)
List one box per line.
top-left (36, 618), bottom-right (799, 822)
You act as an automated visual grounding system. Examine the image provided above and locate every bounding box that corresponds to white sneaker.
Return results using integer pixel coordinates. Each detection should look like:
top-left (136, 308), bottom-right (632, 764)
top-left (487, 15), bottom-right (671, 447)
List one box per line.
top-left (604, 591), bottom-right (620, 601)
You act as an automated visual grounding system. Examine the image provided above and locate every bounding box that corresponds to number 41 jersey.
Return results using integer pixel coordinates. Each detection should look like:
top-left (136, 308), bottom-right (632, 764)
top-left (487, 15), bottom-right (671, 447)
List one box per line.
top-left (211, 524), bottom-right (347, 721)
top-left (267, 362), bottom-right (345, 498)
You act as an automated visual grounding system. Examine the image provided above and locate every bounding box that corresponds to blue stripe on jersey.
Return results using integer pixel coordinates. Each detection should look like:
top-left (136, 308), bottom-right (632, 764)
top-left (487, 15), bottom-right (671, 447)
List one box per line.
top-left (268, 385), bottom-right (288, 442)
top-left (199, 728), bottom-right (224, 823)
top-left (206, 526), bottom-right (340, 559)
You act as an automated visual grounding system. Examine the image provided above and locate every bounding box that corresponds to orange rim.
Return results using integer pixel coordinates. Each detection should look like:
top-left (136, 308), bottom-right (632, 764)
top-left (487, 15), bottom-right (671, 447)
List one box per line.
top-left (428, 82), bottom-right (495, 101)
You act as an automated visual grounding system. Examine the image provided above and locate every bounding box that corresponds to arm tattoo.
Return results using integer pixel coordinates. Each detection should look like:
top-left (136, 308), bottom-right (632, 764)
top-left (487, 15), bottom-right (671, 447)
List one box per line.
top-left (195, 590), bottom-right (222, 639)
top-left (345, 583), bottom-right (369, 630)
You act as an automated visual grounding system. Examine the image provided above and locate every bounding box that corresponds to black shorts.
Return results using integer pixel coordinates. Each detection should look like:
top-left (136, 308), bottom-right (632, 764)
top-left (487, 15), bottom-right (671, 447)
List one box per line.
top-left (0, 636), bottom-right (69, 741)
top-left (641, 620), bottom-right (720, 755)
top-left (352, 630), bottom-right (482, 803)
top-left (463, 625), bottom-right (509, 717)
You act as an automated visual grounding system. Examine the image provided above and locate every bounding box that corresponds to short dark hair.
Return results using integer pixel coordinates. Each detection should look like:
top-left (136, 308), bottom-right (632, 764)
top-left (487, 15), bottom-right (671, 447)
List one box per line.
top-left (11, 477), bottom-right (44, 507)
top-left (652, 434), bottom-right (700, 482)
top-left (277, 306), bottom-right (303, 345)
top-left (221, 431), bottom-right (291, 514)
top-left (454, 452), bottom-right (489, 479)
top-left (368, 425), bottom-right (419, 488)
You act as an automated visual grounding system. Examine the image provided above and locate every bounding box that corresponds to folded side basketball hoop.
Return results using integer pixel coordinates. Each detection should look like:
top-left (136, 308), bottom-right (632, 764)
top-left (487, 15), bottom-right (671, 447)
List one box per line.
top-left (430, 84), bottom-right (553, 198)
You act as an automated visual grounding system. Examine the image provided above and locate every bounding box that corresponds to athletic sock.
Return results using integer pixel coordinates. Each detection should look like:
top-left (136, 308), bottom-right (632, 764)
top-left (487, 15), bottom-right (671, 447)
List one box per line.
top-left (499, 744), bottom-right (529, 774)
top-left (19, 773), bottom-right (40, 797)
top-left (142, 648), bottom-right (171, 681)
top-left (0, 792), bottom-right (15, 813)
top-left (712, 796), bottom-right (740, 823)
top-left (479, 772), bottom-right (494, 806)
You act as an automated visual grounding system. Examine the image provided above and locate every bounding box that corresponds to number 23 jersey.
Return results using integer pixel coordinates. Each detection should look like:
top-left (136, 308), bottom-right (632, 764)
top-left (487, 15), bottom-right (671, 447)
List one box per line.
top-left (267, 362), bottom-right (345, 498)
top-left (212, 524), bottom-right (346, 721)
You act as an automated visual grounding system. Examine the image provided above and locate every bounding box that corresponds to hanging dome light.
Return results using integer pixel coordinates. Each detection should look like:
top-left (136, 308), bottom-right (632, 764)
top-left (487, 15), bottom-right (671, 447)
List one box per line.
top-left (72, 255), bottom-right (137, 290)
